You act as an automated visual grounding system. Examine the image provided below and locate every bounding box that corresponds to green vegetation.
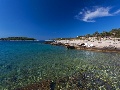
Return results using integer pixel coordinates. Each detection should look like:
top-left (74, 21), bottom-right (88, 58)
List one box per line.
top-left (83, 28), bottom-right (120, 38)
top-left (54, 28), bottom-right (120, 40)
top-left (54, 38), bottom-right (74, 40)
top-left (0, 37), bottom-right (36, 41)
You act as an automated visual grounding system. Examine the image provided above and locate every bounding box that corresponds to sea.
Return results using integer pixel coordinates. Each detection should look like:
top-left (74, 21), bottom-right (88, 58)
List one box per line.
top-left (0, 41), bottom-right (120, 90)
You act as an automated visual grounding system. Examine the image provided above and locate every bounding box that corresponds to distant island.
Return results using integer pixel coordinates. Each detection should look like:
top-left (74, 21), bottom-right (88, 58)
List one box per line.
top-left (0, 37), bottom-right (36, 41)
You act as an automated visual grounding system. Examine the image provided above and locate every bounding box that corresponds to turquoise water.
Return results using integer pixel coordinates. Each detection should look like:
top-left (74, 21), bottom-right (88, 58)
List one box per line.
top-left (0, 41), bottom-right (120, 90)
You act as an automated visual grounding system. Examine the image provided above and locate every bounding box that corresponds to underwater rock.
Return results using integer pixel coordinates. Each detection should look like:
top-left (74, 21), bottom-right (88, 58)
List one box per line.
top-left (50, 81), bottom-right (56, 90)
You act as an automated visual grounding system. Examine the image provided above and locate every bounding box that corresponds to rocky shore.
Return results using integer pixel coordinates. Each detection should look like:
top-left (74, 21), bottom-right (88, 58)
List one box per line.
top-left (50, 39), bottom-right (120, 53)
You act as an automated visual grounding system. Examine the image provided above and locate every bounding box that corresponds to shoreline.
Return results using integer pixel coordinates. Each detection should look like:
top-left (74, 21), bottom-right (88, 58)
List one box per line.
top-left (49, 39), bottom-right (120, 53)
top-left (76, 47), bottom-right (120, 53)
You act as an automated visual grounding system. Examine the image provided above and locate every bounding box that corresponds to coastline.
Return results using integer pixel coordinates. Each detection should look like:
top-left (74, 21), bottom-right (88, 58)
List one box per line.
top-left (49, 39), bottom-right (120, 53)
top-left (76, 47), bottom-right (120, 53)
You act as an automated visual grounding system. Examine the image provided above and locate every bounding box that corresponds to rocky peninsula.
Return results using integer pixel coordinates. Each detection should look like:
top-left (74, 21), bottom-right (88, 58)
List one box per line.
top-left (50, 29), bottom-right (120, 52)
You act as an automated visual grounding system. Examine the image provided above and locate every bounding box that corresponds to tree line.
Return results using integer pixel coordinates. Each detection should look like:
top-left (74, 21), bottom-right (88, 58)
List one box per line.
top-left (55, 28), bottom-right (120, 40)
top-left (83, 28), bottom-right (120, 38)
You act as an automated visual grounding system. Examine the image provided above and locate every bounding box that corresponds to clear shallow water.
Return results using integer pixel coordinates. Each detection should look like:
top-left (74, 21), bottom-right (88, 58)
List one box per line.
top-left (0, 41), bottom-right (120, 90)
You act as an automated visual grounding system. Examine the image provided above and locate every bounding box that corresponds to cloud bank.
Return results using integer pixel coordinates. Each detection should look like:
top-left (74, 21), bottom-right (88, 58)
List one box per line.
top-left (75, 6), bottom-right (120, 22)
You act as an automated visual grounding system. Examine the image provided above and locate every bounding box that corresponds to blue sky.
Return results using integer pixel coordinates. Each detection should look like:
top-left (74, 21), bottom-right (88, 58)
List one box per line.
top-left (0, 0), bottom-right (120, 40)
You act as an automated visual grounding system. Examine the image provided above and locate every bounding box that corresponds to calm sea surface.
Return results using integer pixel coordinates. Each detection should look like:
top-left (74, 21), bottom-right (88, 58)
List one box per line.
top-left (0, 41), bottom-right (120, 89)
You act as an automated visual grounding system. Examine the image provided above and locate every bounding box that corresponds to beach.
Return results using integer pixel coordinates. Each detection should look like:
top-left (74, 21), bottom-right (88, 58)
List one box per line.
top-left (54, 38), bottom-right (120, 52)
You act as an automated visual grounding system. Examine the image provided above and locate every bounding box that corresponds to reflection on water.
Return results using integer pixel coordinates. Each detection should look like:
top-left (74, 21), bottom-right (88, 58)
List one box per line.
top-left (0, 41), bottom-right (120, 89)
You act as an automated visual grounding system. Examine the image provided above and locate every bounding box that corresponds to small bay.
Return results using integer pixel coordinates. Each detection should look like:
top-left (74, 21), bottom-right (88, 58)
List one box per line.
top-left (0, 41), bottom-right (120, 89)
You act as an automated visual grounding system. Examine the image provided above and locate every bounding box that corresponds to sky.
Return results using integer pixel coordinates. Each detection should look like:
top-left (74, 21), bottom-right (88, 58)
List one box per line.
top-left (0, 0), bottom-right (120, 40)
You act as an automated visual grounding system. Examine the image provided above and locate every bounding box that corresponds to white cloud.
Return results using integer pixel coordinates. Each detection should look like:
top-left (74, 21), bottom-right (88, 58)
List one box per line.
top-left (113, 9), bottom-right (120, 15)
top-left (75, 7), bottom-right (120, 22)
